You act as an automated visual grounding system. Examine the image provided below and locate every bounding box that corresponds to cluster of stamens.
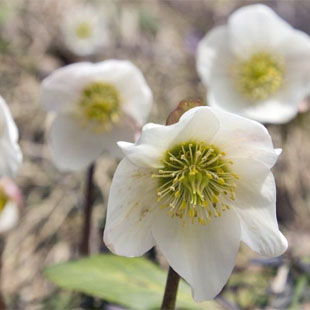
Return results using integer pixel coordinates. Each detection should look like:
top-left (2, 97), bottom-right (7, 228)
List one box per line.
top-left (152, 142), bottom-right (239, 225)
top-left (234, 52), bottom-right (284, 101)
top-left (79, 82), bottom-right (121, 131)
top-left (0, 188), bottom-right (8, 213)
top-left (75, 22), bottom-right (93, 39)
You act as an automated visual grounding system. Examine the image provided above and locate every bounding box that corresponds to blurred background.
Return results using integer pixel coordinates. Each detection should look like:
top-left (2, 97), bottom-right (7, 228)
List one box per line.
top-left (0, 0), bottom-right (309, 309)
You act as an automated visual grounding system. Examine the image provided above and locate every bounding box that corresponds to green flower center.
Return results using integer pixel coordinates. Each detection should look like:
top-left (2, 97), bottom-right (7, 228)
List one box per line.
top-left (0, 188), bottom-right (8, 214)
top-left (234, 52), bottom-right (284, 101)
top-left (79, 82), bottom-right (121, 131)
top-left (75, 22), bottom-right (93, 39)
top-left (153, 142), bottom-right (239, 225)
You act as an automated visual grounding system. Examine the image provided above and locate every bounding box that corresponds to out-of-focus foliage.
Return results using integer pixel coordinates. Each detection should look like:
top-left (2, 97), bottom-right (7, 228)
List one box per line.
top-left (45, 254), bottom-right (219, 310)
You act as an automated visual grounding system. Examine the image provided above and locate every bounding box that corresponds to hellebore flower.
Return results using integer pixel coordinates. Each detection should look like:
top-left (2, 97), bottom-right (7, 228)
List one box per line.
top-left (0, 96), bottom-right (22, 177)
top-left (41, 60), bottom-right (153, 171)
top-left (197, 4), bottom-right (310, 124)
top-left (104, 106), bottom-right (287, 301)
top-left (61, 4), bottom-right (109, 57)
top-left (0, 178), bottom-right (22, 234)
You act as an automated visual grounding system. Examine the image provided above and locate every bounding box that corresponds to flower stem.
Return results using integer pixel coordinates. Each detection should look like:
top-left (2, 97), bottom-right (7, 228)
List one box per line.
top-left (161, 267), bottom-right (180, 310)
top-left (0, 239), bottom-right (6, 309)
top-left (79, 163), bottom-right (95, 256)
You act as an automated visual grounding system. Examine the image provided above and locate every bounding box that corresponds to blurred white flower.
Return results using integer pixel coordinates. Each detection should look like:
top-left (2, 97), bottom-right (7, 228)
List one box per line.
top-left (0, 178), bottom-right (22, 234)
top-left (197, 4), bottom-right (310, 124)
top-left (0, 96), bottom-right (22, 177)
top-left (61, 4), bottom-right (109, 56)
top-left (104, 106), bottom-right (287, 301)
top-left (41, 60), bottom-right (153, 171)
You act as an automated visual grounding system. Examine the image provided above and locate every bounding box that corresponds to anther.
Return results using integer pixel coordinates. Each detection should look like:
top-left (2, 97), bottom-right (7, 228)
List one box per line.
top-left (155, 141), bottom-right (238, 225)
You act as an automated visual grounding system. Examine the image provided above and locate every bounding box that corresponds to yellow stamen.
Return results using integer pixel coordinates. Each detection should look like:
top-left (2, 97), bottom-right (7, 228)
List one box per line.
top-left (234, 52), bottom-right (284, 101)
top-left (75, 22), bottom-right (93, 39)
top-left (153, 141), bottom-right (239, 225)
top-left (79, 82), bottom-right (121, 132)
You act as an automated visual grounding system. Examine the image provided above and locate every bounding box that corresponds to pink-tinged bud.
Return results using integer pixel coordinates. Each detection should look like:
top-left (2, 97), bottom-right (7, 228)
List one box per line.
top-left (0, 178), bottom-right (22, 234)
top-left (166, 99), bottom-right (205, 125)
top-left (0, 178), bottom-right (23, 208)
top-left (298, 96), bottom-right (310, 113)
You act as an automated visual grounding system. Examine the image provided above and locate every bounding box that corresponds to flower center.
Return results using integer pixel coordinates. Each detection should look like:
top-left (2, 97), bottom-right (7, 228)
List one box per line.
top-left (0, 188), bottom-right (8, 214)
top-left (234, 52), bottom-right (284, 101)
top-left (153, 142), bottom-right (239, 225)
top-left (79, 82), bottom-right (121, 131)
top-left (75, 22), bottom-right (93, 39)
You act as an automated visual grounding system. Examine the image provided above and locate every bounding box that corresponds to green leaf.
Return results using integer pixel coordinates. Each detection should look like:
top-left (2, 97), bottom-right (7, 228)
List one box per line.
top-left (44, 254), bottom-right (219, 310)
top-left (291, 274), bottom-right (308, 308)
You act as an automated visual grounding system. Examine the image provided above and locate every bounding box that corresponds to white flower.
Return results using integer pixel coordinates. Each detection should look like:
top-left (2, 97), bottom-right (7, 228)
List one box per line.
top-left (61, 4), bottom-right (109, 57)
top-left (0, 178), bottom-right (22, 234)
top-left (104, 106), bottom-right (287, 301)
top-left (41, 60), bottom-right (153, 171)
top-left (0, 96), bottom-right (22, 177)
top-left (197, 4), bottom-right (310, 124)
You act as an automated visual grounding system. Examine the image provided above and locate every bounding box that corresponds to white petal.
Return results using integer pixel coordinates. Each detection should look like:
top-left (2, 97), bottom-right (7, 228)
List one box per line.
top-left (136, 122), bottom-right (179, 146)
top-left (276, 30), bottom-right (310, 110)
top-left (90, 60), bottom-right (153, 127)
top-left (229, 4), bottom-right (293, 58)
top-left (118, 122), bottom-right (180, 168)
top-left (196, 25), bottom-right (230, 85)
top-left (196, 26), bottom-right (241, 113)
top-left (117, 121), bottom-right (186, 168)
top-left (175, 106), bottom-right (220, 143)
top-left (280, 29), bottom-right (310, 85)
top-left (0, 97), bottom-right (22, 177)
top-left (0, 201), bottom-right (19, 234)
top-left (242, 96), bottom-right (299, 124)
top-left (49, 114), bottom-right (104, 171)
top-left (211, 108), bottom-right (280, 168)
top-left (100, 117), bottom-right (136, 158)
top-left (231, 158), bottom-right (287, 256)
top-left (117, 141), bottom-right (163, 169)
top-left (209, 86), bottom-right (300, 124)
top-left (234, 171), bottom-right (287, 257)
top-left (0, 97), bottom-right (18, 142)
top-left (207, 71), bottom-right (250, 114)
top-left (104, 158), bottom-right (156, 256)
top-left (152, 209), bottom-right (241, 301)
top-left (118, 107), bottom-right (220, 168)
top-left (49, 114), bottom-right (135, 171)
top-left (233, 158), bottom-right (274, 209)
top-left (41, 62), bottom-right (93, 113)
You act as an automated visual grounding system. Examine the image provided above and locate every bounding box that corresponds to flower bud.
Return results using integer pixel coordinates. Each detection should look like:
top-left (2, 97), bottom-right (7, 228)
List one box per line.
top-left (166, 99), bottom-right (204, 125)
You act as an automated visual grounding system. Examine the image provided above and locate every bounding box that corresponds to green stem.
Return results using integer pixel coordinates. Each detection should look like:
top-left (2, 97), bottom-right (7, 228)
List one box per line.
top-left (161, 267), bottom-right (180, 310)
top-left (79, 163), bottom-right (95, 256)
top-left (0, 239), bottom-right (6, 310)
